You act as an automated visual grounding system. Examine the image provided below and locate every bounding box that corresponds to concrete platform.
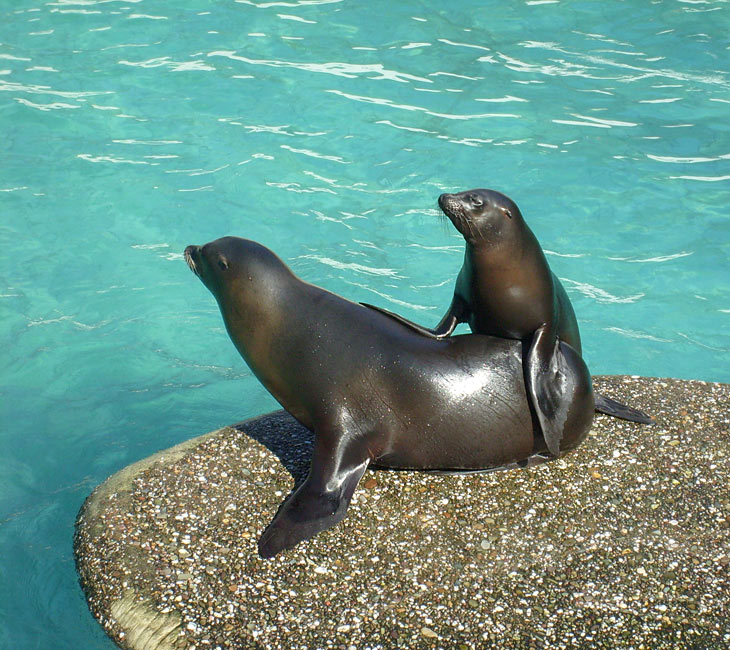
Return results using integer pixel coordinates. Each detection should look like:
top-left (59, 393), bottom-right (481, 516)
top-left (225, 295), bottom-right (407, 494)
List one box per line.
top-left (74, 376), bottom-right (730, 649)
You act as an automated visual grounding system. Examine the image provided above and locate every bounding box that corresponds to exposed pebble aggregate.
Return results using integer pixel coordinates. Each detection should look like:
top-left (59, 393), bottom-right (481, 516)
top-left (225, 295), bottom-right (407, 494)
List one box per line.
top-left (75, 376), bottom-right (730, 649)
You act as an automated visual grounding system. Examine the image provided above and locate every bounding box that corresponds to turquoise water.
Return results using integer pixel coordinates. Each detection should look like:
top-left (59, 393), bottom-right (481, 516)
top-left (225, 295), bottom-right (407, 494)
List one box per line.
top-left (1, 0), bottom-right (728, 646)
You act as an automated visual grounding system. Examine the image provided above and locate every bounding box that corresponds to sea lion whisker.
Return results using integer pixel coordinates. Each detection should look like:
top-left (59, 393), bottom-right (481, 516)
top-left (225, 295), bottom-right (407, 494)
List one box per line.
top-left (466, 218), bottom-right (478, 242)
top-left (437, 211), bottom-right (452, 235)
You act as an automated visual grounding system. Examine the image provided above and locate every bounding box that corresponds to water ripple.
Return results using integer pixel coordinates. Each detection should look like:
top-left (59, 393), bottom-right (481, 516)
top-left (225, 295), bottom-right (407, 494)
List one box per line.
top-left (46, 0), bottom-right (143, 5)
top-left (604, 327), bottom-right (673, 343)
top-left (327, 89), bottom-right (521, 121)
top-left (344, 281), bottom-right (434, 312)
top-left (377, 120), bottom-right (438, 135)
top-left (280, 144), bottom-right (349, 164)
top-left (302, 170), bottom-right (369, 192)
top-left (15, 98), bottom-right (80, 111)
top-left (236, 0), bottom-right (342, 7)
top-left (166, 165), bottom-right (230, 176)
top-left (128, 13), bottom-right (168, 21)
top-left (178, 186), bottom-right (214, 193)
top-left (406, 243), bottom-right (463, 254)
top-left (638, 97), bottom-right (683, 103)
top-left (219, 120), bottom-right (327, 137)
top-left (498, 50), bottom-right (601, 80)
top-left (475, 95), bottom-right (529, 103)
top-left (430, 72), bottom-right (483, 81)
top-left (267, 181), bottom-right (336, 194)
top-left (647, 153), bottom-right (730, 163)
top-left (309, 210), bottom-right (356, 229)
top-left (77, 153), bottom-right (158, 165)
top-left (208, 51), bottom-right (431, 83)
top-left (131, 244), bottom-right (169, 250)
top-left (119, 57), bottom-right (215, 72)
top-left (607, 252), bottom-right (693, 263)
top-left (0, 79), bottom-right (111, 99)
top-left (437, 38), bottom-right (491, 53)
top-left (676, 332), bottom-right (728, 352)
top-left (526, 41), bottom-right (730, 87)
top-left (26, 314), bottom-right (111, 331)
top-left (562, 278), bottom-right (644, 304)
top-left (297, 254), bottom-right (403, 278)
top-left (569, 113), bottom-right (638, 127)
top-left (278, 13), bottom-right (317, 24)
top-left (0, 54), bottom-right (32, 62)
top-left (552, 118), bottom-right (610, 129)
top-left (113, 139), bottom-right (182, 145)
top-left (668, 174), bottom-right (730, 182)
top-left (51, 8), bottom-right (102, 15)
top-left (544, 250), bottom-right (589, 258)
top-left (101, 43), bottom-right (153, 51)
top-left (572, 31), bottom-right (635, 48)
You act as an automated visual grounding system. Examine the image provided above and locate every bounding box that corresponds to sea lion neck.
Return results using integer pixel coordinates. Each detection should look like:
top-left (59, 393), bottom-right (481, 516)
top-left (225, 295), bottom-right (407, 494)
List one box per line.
top-left (464, 233), bottom-right (525, 268)
top-left (215, 257), bottom-right (296, 339)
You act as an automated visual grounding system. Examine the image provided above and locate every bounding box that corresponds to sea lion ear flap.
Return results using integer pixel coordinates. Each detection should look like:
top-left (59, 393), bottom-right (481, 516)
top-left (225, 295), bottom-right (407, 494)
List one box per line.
top-left (500, 207), bottom-right (513, 219)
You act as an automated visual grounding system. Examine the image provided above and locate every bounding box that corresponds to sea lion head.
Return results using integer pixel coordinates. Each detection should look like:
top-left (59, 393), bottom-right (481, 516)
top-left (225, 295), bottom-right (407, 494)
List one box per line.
top-left (438, 188), bottom-right (523, 246)
top-left (184, 236), bottom-right (289, 301)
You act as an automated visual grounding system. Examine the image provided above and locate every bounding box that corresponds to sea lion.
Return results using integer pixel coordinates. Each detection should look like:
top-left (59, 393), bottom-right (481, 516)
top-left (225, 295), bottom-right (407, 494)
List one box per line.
top-left (185, 237), bottom-right (594, 558)
top-left (362, 189), bottom-right (651, 455)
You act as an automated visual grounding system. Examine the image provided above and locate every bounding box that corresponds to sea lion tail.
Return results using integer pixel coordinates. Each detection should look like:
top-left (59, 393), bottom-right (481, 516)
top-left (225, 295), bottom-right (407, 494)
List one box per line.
top-left (594, 393), bottom-right (654, 424)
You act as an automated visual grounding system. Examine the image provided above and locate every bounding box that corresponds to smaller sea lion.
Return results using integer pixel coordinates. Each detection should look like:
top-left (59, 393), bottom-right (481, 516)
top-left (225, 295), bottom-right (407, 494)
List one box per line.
top-left (363, 189), bottom-right (651, 455)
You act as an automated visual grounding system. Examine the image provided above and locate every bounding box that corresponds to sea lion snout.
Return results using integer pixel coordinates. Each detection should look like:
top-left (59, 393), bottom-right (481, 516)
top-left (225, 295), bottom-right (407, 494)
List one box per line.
top-left (438, 193), bottom-right (471, 237)
top-left (184, 245), bottom-right (201, 277)
top-left (438, 193), bottom-right (463, 218)
top-left (185, 242), bottom-right (233, 284)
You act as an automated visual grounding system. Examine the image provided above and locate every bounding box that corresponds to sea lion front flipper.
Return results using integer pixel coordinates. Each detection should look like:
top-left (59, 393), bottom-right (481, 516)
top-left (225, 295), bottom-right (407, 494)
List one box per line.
top-left (361, 295), bottom-right (467, 339)
top-left (594, 393), bottom-right (654, 424)
top-left (525, 324), bottom-right (571, 457)
top-left (257, 429), bottom-right (370, 559)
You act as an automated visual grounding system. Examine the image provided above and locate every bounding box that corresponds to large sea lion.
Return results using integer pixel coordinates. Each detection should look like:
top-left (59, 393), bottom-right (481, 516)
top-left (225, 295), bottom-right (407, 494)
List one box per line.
top-left (363, 189), bottom-right (651, 456)
top-left (184, 237), bottom-right (594, 558)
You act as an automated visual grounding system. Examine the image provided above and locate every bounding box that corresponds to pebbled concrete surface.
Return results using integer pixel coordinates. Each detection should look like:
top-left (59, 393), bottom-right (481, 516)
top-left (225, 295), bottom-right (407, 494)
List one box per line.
top-left (75, 376), bottom-right (730, 649)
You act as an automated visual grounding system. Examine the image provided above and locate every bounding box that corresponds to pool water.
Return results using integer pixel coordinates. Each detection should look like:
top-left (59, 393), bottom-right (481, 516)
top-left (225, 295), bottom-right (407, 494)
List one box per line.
top-left (1, 0), bottom-right (728, 646)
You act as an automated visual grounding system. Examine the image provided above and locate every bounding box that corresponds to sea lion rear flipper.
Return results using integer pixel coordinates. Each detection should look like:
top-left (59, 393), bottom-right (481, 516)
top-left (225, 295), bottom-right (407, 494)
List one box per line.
top-left (594, 393), bottom-right (654, 424)
top-left (258, 430), bottom-right (370, 559)
top-left (526, 325), bottom-right (571, 457)
top-left (360, 295), bottom-right (466, 339)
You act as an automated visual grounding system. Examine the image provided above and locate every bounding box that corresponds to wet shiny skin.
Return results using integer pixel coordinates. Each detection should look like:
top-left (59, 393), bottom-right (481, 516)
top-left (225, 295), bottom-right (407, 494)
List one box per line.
top-left (185, 237), bottom-right (594, 557)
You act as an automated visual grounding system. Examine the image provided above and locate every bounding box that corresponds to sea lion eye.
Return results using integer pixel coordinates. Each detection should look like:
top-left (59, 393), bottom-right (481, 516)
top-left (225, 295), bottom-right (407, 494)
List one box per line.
top-left (218, 258), bottom-right (229, 271)
top-left (470, 194), bottom-right (483, 207)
